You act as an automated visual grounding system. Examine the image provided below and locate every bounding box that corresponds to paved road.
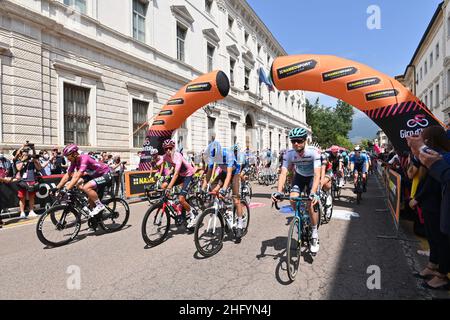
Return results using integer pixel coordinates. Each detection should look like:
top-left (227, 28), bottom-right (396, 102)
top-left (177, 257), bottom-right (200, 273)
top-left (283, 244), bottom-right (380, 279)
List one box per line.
top-left (0, 174), bottom-right (433, 299)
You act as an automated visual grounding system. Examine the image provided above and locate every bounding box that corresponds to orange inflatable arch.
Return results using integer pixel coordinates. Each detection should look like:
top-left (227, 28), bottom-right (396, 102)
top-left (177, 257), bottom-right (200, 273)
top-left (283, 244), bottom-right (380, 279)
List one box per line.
top-left (271, 54), bottom-right (445, 152)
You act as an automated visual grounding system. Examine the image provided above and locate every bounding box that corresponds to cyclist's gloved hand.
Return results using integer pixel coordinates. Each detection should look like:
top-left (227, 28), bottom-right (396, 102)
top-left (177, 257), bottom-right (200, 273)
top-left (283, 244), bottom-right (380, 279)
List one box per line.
top-left (219, 189), bottom-right (226, 197)
top-left (271, 192), bottom-right (283, 202)
top-left (309, 193), bottom-right (320, 204)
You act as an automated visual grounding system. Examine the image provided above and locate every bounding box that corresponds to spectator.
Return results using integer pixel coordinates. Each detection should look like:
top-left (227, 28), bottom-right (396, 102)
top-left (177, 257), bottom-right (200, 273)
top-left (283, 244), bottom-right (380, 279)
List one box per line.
top-left (110, 155), bottom-right (126, 198)
top-left (101, 152), bottom-right (109, 164)
top-left (50, 148), bottom-right (67, 174)
top-left (39, 150), bottom-right (52, 176)
top-left (15, 144), bottom-right (42, 219)
top-left (407, 126), bottom-right (450, 290)
top-left (0, 149), bottom-right (13, 180)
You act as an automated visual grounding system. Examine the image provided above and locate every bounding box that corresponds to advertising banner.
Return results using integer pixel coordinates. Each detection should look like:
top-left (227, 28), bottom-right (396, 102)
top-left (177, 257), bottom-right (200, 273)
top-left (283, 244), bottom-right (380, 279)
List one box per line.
top-left (124, 171), bottom-right (154, 198)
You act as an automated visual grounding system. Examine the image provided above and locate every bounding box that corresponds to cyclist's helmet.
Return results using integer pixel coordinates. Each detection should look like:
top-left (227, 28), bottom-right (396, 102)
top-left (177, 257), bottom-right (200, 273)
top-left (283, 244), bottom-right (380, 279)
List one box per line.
top-left (162, 139), bottom-right (175, 149)
top-left (63, 144), bottom-right (79, 156)
top-left (330, 145), bottom-right (340, 153)
top-left (354, 146), bottom-right (361, 152)
top-left (288, 127), bottom-right (307, 140)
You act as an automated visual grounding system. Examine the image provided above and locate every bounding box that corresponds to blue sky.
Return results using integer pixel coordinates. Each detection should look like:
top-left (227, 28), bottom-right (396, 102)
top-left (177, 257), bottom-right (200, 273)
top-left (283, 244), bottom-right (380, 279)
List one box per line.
top-left (247, 0), bottom-right (443, 108)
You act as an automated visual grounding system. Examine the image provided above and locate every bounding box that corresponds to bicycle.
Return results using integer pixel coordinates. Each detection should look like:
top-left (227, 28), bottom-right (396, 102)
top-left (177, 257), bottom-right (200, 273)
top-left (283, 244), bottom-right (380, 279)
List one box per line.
top-left (331, 174), bottom-right (341, 200)
top-left (194, 190), bottom-right (250, 257)
top-left (354, 171), bottom-right (364, 205)
top-left (273, 195), bottom-right (316, 281)
top-left (36, 188), bottom-right (130, 247)
top-left (141, 191), bottom-right (204, 247)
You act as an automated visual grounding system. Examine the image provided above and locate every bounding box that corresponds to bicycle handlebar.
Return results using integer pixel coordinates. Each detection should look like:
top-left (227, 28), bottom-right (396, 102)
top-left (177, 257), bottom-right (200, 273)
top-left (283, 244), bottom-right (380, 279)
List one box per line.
top-left (272, 195), bottom-right (311, 211)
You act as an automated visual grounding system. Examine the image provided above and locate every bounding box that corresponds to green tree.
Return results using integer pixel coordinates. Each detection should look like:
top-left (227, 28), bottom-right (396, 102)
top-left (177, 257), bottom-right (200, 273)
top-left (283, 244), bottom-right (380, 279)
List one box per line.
top-left (305, 98), bottom-right (355, 149)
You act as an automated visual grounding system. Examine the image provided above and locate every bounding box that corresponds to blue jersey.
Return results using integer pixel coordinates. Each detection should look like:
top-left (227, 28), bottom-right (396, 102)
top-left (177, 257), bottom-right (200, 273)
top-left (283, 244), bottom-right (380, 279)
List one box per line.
top-left (282, 146), bottom-right (322, 177)
top-left (350, 154), bottom-right (369, 167)
top-left (217, 148), bottom-right (241, 175)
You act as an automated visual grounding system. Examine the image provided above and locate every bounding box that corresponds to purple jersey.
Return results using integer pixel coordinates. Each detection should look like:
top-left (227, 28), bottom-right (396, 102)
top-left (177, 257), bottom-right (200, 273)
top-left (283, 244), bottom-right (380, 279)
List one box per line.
top-left (68, 154), bottom-right (111, 178)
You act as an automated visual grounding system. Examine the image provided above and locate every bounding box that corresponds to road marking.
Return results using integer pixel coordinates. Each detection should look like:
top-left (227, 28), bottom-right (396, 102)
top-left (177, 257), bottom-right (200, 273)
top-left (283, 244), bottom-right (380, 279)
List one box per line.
top-left (332, 210), bottom-right (360, 221)
top-left (248, 202), bottom-right (266, 209)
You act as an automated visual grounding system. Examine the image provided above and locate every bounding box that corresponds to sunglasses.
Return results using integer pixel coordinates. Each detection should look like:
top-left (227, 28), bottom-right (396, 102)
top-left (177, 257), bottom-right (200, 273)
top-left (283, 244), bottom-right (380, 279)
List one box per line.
top-left (291, 139), bottom-right (305, 144)
top-left (164, 147), bottom-right (173, 151)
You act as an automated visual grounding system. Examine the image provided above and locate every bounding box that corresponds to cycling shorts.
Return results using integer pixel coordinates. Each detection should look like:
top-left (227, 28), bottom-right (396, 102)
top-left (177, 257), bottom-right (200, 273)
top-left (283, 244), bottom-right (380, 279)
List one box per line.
top-left (291, 174), bottom-right (313, 195)
top-left (174, 175), bottom-right (193, 197)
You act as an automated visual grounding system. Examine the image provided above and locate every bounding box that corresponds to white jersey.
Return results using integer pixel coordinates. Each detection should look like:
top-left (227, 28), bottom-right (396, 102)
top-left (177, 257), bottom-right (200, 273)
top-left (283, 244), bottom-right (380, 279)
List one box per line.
top-left (282, 146), bottom-right (322, 177)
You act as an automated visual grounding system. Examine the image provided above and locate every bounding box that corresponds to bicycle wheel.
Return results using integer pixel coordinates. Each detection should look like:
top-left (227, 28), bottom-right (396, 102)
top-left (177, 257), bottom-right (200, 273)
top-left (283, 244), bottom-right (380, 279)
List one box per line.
top-left (141, 203), bottom-right (171, 246)
top-left (194, 208), bottom-right (225, 257)
top-left (99, 197), bottom-right (130, 232)
top-left (286, 216), bottom-right (301, 281)
top-left (234, 200), bottom-right (250, 237)
top-left (36, 205), bottom-right (81, 247)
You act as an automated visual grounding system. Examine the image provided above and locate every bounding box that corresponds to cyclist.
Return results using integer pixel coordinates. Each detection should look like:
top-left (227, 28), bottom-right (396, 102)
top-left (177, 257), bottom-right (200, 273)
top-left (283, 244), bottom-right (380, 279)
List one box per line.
top-left (326, 146), bottom-right (345, 188)
top-left (341, 150), bottom-right (350, 178)
top-left (319, 149), bottom-right (333, 217)
top-left (350, 146), bottom-right (369, 193)
top-left (56, 144), bottom-right (112, 218)
top-left (211, 144), bottom-right (244, 243)
top-left (271, 128), bottom-right (322, 254)
top-left (362, 149), bottom-right (373, 175)
top-left (160, 139), bottom-right (198, 229)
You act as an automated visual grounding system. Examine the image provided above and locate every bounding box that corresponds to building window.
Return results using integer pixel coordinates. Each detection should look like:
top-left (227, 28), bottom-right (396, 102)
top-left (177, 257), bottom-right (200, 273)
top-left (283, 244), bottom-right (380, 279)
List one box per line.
top-left (244, 67), bottom-right (250, 90)
top-left (208, 116), bottom-right (216, 142)
top-left (205, 0), bottom-right (213, 14)
top-left (244, 31), bottom-right (249, 44)
top-left (64, 84), bottom-right (90, 146)
top-left (420, 67), bottom-right (423, 80)
top-left (177, 23), bottom-right (187, 62)
top-left (430, 52), bottom-right (433, 68)
top-left (132, 99), bottom-right (149, 148)
top-left (436, 83), bottom-right (440, 108)
top-left (269, 131), bottom-right (272, 150)
top-left (267, 54), bottom-right (270, 66)
top-left (430, 89), bottom-right (433, 108)
top-left (436, 42), bottom-right (440, 60)
top-left (425, 61), bottom-right (428, 75)
top-left (231, 121), bottom-right (237, 144)
top-left (278, 133), bottom-right (281, 151)
top-left (448, 70), bottom-right (450, 94)
top-left (133, 0), bottom-right (147, 42)
top-left (228, 15), bottom-right (234, 31)
top-left (230, 58), bottom-right (236, 86)
top-left (257, 44), bottom-right (261, 56)
top-left (64, 0), bottom-right (87, 14)
top-left (207, 43), bottom-right (215, 72)
top-left (424, 94), bottom-right (428, 106)
top-left (448, 17), bottom-right (450, 37)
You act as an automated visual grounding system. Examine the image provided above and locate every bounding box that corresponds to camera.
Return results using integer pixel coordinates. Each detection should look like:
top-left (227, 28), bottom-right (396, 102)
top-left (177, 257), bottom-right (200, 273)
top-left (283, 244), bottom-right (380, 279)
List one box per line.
top-left (25, 140), bottom-right (35, 149)
top-left (121, 161), bottom-right (127, 164)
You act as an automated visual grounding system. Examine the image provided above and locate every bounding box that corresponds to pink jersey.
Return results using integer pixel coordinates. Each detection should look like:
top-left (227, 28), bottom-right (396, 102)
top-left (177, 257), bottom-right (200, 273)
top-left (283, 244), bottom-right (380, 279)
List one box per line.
top-left (68, 154), bottom-right (111, 178)
top-left (163, 152), bottom-right (195, 177)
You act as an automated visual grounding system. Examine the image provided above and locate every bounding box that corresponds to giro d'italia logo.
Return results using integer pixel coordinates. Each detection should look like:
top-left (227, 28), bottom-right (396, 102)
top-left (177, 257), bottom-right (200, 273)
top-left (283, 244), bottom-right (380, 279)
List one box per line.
top-left (406, 114), bottom-right (429, 128)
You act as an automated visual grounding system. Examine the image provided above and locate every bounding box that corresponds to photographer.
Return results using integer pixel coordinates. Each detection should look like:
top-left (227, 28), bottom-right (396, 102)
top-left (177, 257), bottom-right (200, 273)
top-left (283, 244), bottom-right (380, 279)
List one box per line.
top-left (110, 155), bottom-right (126, 198)
top-left (15, 142), bottom-right (42, 219)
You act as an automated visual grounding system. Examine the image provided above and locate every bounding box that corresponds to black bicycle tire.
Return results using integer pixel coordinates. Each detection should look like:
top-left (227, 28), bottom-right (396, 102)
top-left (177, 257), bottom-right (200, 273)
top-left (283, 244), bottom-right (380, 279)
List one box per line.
top-left (141, 203), bottom-right (171, 246)
top-left (287, 217), bottom-right (301, 281)
top-left (99, 197), bottom-right (130, 232)
top-left (36, 205), bottom-right (81, 247)
top-left (194, 208), bottom-right (225, 257)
